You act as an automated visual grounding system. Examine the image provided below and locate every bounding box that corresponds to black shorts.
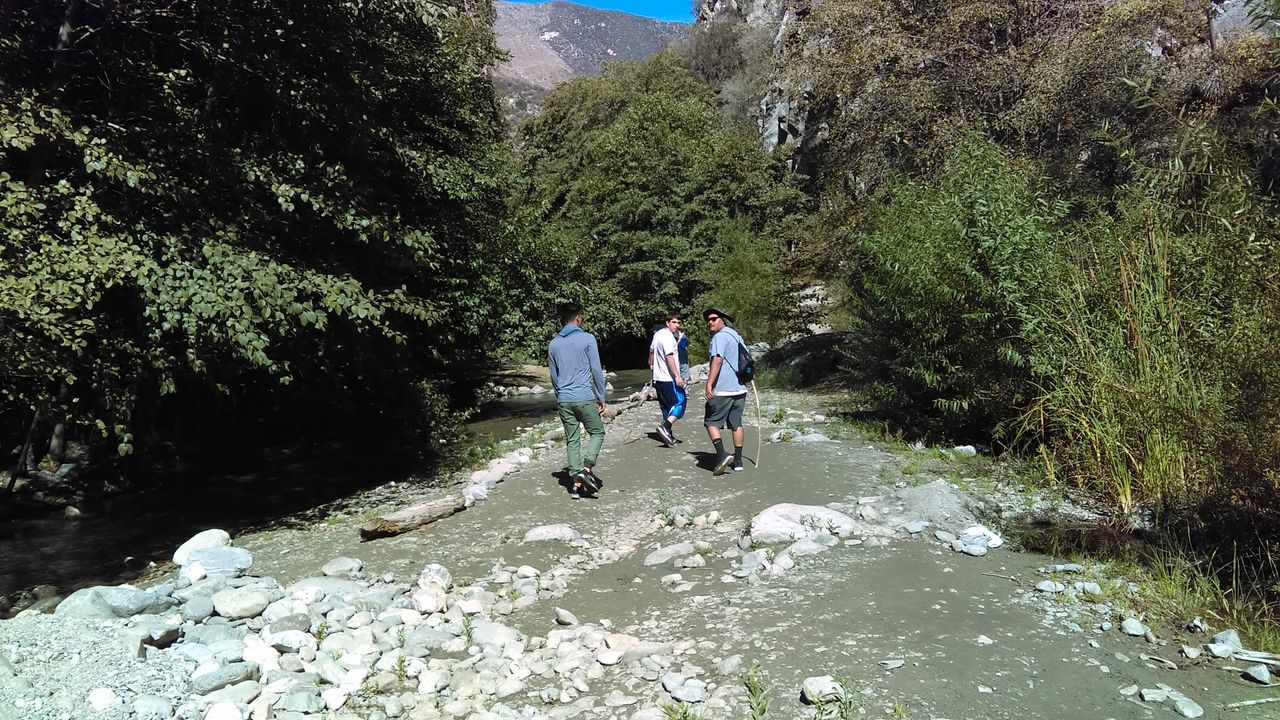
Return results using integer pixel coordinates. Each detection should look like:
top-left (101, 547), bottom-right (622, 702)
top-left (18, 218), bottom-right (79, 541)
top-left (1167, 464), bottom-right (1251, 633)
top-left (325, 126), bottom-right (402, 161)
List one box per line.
top-left (654, 381), bottom-right (687, 420)
top-left (704, 394), bottom-right (746, 429)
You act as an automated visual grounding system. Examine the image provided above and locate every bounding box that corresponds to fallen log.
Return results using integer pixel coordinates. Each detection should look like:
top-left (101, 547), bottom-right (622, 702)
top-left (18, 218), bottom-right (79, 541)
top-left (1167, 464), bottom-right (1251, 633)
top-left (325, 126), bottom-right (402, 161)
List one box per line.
top-left (359, 494), bottom-right (466, 540)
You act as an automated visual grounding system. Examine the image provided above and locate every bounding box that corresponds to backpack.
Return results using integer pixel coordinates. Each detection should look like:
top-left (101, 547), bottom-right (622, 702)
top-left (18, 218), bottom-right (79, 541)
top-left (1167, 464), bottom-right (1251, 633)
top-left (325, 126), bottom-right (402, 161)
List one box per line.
top-left (734, 341), bottom-right (755, 384)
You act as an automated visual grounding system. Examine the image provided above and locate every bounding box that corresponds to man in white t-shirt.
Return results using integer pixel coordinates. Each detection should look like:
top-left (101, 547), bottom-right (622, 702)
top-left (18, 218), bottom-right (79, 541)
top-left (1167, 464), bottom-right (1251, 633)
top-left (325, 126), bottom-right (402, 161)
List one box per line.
top-left (648, 314), bottom-right (686, 447)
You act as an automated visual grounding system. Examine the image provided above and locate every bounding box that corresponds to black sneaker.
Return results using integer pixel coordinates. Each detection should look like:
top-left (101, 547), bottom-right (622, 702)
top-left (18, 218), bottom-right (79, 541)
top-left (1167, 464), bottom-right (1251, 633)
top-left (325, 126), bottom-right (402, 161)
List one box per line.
top-left (569, 485), bottom-right (581, 500)
top-left (578, 467), bottom-right (600, 494)
top-left (656, 425), bottom-right (675, 446)
top-left (732, 462), bottom-right (745, 472)
top-left (713, 454), bottom-right (734, 476)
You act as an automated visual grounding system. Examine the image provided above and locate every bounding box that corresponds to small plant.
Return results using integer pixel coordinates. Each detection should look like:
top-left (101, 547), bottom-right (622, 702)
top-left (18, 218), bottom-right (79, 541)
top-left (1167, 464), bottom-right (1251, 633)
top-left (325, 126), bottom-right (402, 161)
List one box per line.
top-left (769, 407), bottom-right (787, 424)
top-left (662, 703), bottom-right (709, 720)
top-left (461, 614), bottom-right (475, 642)
top-left (888, 701), bottom-right (910, 719)
top-left (314, 621), bottom-right (331, 643)
top-left (396, 628), bottom-right (408, 650)
top-left (657, 488), bottom-right (674, 507)
top-left (740, 661), bottom-right (769, 720)
top-left (900, 458), bottom-right (922, 476)
top-left (392, 653), bottom-right (409, 681)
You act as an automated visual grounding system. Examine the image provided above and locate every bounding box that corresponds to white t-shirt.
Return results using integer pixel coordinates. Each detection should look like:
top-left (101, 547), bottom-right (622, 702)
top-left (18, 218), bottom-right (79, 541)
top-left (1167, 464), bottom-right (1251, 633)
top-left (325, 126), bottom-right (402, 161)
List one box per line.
top-left (650, 328), bottom-right (678, 382)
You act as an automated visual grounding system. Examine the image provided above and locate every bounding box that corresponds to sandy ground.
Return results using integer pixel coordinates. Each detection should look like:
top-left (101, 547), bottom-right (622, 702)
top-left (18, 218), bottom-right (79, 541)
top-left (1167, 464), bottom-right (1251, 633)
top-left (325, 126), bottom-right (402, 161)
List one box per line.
top-left (234, 390), bottom-right (1273, 720)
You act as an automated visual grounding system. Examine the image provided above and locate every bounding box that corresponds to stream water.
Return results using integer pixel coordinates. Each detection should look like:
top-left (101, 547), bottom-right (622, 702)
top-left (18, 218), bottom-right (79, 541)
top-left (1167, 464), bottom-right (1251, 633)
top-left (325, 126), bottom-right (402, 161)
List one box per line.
top-left (0, 368), bottom-right (652, 608)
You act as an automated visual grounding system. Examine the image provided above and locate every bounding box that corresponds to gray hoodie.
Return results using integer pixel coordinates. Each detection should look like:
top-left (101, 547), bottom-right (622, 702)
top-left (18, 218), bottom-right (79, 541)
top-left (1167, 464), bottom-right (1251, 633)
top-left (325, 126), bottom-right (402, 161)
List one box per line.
top-left (548, 324), bottom-right (606, 403)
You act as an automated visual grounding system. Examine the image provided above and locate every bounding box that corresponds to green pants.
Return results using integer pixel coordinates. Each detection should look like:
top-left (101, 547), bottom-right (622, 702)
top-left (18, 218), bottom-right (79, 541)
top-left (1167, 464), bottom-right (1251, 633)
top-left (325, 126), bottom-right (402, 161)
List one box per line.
top-left (559, 400), bottom-right (605, 473)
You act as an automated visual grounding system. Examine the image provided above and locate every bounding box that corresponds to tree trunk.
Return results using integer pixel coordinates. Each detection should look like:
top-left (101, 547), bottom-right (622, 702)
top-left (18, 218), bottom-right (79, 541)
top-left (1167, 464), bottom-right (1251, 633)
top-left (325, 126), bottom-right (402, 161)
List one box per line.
top-left (10, 412), bottom-right (39, 488)
top-left (359, 495), bottom-right (467, 540)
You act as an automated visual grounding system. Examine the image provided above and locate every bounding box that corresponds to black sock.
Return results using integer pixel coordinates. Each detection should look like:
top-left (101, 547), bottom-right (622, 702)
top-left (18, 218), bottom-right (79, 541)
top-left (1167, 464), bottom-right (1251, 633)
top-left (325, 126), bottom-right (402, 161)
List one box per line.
top-left (712, 438), bottom-right (725, 457)
top-left (734, 446), bottom-right (743, 465)
top-left (663, 419), bottom-right (672, 431)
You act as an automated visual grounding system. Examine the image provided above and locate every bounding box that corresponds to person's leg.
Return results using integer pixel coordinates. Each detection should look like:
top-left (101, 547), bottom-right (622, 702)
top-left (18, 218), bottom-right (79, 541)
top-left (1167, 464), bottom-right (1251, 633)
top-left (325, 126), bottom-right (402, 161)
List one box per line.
top-left (559, 403), bottom-right (582, 474)
top-left (728, 396), bottom-right (746, 469)
top-left (704, 397), bottom-right (734, 474)
top-left (655, 382), bottom-right (676, 445)
top-left (580, 402), bottom-right (606, 470)
top-left (667, 384), bottom-right (687, 439)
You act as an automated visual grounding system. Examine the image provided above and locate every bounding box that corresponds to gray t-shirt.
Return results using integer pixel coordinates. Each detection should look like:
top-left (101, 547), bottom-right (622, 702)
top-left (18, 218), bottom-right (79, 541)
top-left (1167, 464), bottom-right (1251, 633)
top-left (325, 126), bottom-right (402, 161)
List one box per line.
top-left (708, 327), bottom-right (748, 396)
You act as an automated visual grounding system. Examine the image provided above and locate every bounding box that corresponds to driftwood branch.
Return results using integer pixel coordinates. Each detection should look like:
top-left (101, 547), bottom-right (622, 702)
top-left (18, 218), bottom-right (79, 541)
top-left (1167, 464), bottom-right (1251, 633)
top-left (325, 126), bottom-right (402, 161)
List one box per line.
top-left (359, 494), bottom-right (466, 540)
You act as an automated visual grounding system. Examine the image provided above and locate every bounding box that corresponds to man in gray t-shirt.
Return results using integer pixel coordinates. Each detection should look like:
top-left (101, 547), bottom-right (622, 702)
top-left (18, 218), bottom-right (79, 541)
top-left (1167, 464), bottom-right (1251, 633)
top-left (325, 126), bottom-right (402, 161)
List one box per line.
top-left (702, 308), bottom-right (748, 475)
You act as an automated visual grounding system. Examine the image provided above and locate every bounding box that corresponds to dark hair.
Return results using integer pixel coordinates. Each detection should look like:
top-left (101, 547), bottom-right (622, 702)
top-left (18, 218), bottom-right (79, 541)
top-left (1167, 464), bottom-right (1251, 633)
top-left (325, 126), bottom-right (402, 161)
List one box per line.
top-left (559, 304), bottom-right (582, 325)
top-left (664, 312), bottom-right (682, 322)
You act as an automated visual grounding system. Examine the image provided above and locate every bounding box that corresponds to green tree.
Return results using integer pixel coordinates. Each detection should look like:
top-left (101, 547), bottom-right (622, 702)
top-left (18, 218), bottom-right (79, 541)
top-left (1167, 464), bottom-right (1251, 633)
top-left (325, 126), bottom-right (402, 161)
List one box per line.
top-left (0, 0), bottom-right (516, 480)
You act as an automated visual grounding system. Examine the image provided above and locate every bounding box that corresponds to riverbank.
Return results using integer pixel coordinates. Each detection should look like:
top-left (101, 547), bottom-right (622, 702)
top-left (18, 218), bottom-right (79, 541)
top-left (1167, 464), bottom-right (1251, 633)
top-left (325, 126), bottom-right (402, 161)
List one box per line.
top-left (3, 387), bottom-right (1277, 719)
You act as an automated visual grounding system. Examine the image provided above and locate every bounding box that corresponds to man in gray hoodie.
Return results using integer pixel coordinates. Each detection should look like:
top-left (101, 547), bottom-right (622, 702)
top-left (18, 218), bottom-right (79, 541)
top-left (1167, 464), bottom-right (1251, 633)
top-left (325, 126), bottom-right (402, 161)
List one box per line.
top-left (548, 304), bottom-right (607, 499)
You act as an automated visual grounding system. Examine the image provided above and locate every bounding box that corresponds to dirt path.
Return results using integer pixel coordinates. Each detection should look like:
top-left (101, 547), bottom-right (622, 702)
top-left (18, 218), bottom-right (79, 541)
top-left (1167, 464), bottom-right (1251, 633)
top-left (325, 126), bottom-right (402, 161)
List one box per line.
top-left (236, 390), bottom-right (1270, 719)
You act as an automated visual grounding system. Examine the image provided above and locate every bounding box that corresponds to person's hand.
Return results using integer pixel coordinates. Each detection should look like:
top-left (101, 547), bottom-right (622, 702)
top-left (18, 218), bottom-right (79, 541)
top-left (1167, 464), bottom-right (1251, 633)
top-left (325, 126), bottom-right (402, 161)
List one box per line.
top-left (705, 386), bottom-right (716, 399)
top-left (675, 377), bottom-right (685, 389)
top-left (597, 401), bottom-right (606, 413)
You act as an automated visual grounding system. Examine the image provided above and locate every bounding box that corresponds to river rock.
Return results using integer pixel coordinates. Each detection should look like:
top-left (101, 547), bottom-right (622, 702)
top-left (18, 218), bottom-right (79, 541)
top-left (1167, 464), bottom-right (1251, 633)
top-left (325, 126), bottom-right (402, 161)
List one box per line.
top-left (801, 675), bottom-right (844, 704)
top-left (87, 687), bottom-right (119, 711)
top-left (630, 710), bottom-right (666, 720)
top-left (185, 547), bottom-right (254, 580)
top-left (203, 701), bottom-right (242, 720)
top-left (934, 530), bottom-right (957, 543)
top-left (1205, 642), bottom-right (1233, 658)
top-left (644, 542), bottom-right (695, 566)
top-left (555, 608), bottom-right (579, 626)
top-left (285, 577), bottom-right (367, 604)
top-left (1243, 664), bottom-right (1272, 684)
top-left (622, 641), bottom-right (670, 663)
top-left (1035, 581), bottom-right (1066, 593)
top-left (212, 587), bottom-right (271, 620)
top-left (411, 584), bottom-right (447, 614)
top-left (525, 524), bottom-right (583, 543)
top-left (1212, 629), bottom-right (1244, 652)
top-left (321, 557), bottom-right (363, 577)
top-left (417, 563), bottom-right (453, 590)
top-left (191, 662), bottom-right (260, 695)
top-left (174, 529), bottom-right (232, 566)
top-left (962, 544), bottom-right (987, 557)
top-left (133, 695), bottom-right (173, 720)
top-left (182, 595), bottom-right (215, 623)
top-left (749, 504), bottom-right (857, 544)
top-left (1120, 618), bottom-right (1148, 636)
top-left (55, 586), bottom-right (176, 619)
top-left (471, 620), bottom-right (521, 648)
top-left (671, 678), bottom-right (707, 703)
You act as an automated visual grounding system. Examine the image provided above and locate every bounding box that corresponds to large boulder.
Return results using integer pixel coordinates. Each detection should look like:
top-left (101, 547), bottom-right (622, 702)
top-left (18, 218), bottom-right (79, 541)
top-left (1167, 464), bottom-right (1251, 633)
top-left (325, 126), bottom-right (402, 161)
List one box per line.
top-left (749, 504), bottom-right (858, 544)
top-left (173, 529), bottom-right (232, 566)
top-left (55, 586), bottom-right (176, 619)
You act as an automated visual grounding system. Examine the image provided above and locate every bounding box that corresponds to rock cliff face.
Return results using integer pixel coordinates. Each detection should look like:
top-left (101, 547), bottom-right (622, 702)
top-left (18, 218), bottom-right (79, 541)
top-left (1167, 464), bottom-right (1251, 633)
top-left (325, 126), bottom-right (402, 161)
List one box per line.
top-left (493, 1), bottom-right (688, 121)
top-left (695, 0), bottom-right (820, 170)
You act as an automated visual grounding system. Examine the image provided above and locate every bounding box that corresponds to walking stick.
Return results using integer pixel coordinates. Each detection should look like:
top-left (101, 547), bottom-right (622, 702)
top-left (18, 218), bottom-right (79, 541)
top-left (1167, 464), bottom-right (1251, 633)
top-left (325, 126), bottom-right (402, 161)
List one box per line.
top-left (751, 379), bottom-right (762, 468)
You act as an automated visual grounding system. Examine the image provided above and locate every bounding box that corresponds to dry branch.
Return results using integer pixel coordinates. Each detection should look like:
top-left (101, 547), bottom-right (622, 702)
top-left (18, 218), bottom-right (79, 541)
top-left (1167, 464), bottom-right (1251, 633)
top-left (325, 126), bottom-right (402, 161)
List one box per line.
top-left (359, 495), bottom-right (466, 540)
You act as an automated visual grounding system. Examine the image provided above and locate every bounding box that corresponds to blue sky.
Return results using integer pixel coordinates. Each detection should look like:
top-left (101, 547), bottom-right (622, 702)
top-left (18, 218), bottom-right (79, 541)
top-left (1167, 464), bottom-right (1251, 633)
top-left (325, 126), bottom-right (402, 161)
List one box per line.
top-left (507, 0), bottom-right (696, 23)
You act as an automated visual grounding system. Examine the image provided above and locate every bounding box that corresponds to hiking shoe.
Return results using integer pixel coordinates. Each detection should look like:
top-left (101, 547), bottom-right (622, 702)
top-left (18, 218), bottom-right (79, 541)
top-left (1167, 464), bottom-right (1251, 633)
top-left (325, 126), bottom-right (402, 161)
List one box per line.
top-left (570, 486), bottom-right (581, 500)
top-left (578, 467), bottom-right (600, 494)
top-left (656, 425), bottom-right (675, 447)
top-left (713, 454), bottom-right (734, 476)
top-left (732, 462), bottom-right (745, 472)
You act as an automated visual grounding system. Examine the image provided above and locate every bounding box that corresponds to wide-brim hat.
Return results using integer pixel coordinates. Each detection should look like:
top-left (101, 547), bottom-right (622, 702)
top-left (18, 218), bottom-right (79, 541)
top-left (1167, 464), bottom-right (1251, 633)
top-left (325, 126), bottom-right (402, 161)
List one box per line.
top-left (703, 308), bottom-right (734, 325)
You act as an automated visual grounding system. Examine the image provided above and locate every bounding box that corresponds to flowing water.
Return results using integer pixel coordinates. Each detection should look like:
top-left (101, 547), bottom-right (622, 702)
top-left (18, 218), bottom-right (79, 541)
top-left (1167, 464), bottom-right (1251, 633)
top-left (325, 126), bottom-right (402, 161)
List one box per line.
top-left (0, 368), bottom-right (652, 608)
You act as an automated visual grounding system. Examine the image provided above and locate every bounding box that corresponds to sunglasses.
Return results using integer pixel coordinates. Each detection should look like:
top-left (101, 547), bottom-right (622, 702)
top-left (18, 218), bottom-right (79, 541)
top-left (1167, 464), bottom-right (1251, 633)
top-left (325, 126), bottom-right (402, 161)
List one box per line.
top-left (706, 316), bottom-right (721, 322)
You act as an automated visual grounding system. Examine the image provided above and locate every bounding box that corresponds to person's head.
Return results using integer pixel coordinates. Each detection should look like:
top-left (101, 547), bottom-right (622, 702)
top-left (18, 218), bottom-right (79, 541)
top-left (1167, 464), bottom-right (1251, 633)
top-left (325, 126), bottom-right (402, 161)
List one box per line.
top-left (703, 308), bottom-right (733, 332)
top-left (663, 313), bottom-right (683, 335)
top-left (559, 303), bottom-right (583, 327)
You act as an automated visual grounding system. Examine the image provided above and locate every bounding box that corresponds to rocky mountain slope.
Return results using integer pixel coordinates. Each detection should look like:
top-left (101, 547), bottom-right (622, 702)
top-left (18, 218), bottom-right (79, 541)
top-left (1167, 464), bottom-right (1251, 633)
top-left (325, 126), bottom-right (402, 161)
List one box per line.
top-left (493, 1), bottom-right (688, 120)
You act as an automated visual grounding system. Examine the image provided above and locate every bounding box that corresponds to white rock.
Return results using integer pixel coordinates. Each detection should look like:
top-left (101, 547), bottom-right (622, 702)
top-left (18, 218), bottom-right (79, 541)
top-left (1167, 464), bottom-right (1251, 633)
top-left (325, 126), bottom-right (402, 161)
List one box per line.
top-left (1205, 642), bottom-right (1233, 658)
top-left (749, 504), bottom-right (858, 544)
top-left (598, 649), bottom-right (624, 666)
top-left (1243, 664), bottom-right (1272, 685)
top-left (88, 688), bottom-right (119, 712)
top-left (645, 542), bottom-right (695, 566)
top-left (1035, 581), bottom-right (1066, 593)
top-left (555, 608), bottom-right (579, 626)
top-left (801, 675), bottom-right (843, 704)
top-left (212, 587), bottom-right (271, 620)
top-left (417, 563), bottom-right (453, 590)
top-left (953, 445), bottom-right (978, 456)
top-left (203, 701), bottom-right (244, 720)
top-left (524, 524), bottom-right (583, 543)
top-left (1120, 618), bottom-right (1148, 637)
top-left (174, 529), bottom-right (232, 566)
top-left (321, 557), bottom-right (362, 577)
top-left (1212, 629), bottom-right (1244, 652)
top-left (412, 584), bottom-right (447, 614)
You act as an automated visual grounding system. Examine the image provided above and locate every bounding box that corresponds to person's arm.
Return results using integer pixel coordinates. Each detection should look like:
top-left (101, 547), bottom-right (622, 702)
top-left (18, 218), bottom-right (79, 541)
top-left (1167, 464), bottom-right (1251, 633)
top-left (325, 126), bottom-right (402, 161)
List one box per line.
top-left (665, 351), bottom-right (683, 388)
top-left (588, 338), bottom-right (607, 408)
top-left (706, 355), bottom-right (722, 398)
top-left (548, 347), bottom-right (559, 396)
